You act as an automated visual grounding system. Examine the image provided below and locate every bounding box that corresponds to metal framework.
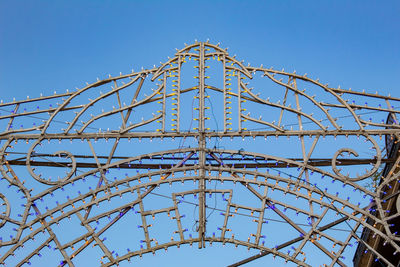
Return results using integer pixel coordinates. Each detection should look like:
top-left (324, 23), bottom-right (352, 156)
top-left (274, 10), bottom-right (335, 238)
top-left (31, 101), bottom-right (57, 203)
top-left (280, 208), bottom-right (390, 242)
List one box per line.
top-left (0, 41), bottom-right (399, 266)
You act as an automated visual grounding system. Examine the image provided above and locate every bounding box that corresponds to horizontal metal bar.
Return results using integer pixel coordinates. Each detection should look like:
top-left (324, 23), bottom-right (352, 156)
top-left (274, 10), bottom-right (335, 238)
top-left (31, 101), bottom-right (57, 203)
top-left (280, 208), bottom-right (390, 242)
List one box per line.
top-left (1, 129), bottom-right (400, 140)
top-left (4, 158), bottom-right (393, 169)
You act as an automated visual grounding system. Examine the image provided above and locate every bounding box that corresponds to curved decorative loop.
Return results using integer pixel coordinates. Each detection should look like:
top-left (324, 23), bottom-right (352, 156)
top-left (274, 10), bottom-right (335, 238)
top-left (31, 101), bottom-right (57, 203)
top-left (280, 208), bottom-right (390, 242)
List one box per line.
top-left (0, 193), bottom-right (11, 228)
top-left (0, 42), bottom-right (399, 267)
top-left (397, 194), bottom-right (400, 214)
top-left (26, 139), bottom-right (77, 185)
top-left (332, 135), bottom-right (382, 181)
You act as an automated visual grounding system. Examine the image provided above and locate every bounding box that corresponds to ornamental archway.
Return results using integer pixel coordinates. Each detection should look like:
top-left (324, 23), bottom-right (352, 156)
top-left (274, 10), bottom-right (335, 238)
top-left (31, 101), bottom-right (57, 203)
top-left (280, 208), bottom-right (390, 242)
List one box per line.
top-left (0, 42), bottom-right (399, 266)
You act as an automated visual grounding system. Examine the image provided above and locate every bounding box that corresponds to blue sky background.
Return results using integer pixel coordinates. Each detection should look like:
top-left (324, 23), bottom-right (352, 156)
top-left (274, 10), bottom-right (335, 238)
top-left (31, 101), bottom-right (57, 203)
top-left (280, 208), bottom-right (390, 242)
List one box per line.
top-left (0, 1), bottom-right (399, 267)
top-left (0, 0), bottom-right (399, 101)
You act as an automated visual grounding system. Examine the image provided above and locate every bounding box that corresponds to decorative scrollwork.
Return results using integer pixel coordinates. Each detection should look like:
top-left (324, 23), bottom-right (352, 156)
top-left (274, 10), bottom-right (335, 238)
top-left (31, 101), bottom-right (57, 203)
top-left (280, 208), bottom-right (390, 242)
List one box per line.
top-left (0, 193), bottom-right (10, 228)
top-left (26, 138), bottom-right (77, 185)
top-left (332, 135), bottom-right (382, 181)
top-left (0, 42), bottom-right (399, 267)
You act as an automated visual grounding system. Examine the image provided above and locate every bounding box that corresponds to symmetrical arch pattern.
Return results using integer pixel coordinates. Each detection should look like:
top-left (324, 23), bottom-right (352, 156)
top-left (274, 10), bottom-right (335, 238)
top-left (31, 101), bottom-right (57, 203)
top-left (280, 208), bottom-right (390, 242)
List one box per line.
top-left (0, 42), bottom-right (399, 266)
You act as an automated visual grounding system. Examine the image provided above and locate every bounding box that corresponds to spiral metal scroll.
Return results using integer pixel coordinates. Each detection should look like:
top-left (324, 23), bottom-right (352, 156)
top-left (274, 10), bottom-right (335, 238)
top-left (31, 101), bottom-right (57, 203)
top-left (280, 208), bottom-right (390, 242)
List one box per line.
top-left (0, 42), bottom-right (399, 266)
top-left (332, 135), bottom-right (382, 182)
top-left (26, 138), bottom-right (77, 185)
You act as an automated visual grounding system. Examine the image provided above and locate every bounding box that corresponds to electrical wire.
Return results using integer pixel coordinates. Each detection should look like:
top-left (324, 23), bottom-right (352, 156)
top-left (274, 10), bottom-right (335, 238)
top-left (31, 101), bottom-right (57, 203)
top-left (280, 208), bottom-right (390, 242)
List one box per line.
top-left (250, 158), bottom-right (389, 264)
top-left (1, 151), bottom-right (364, 234)
top-left (0, 94), bottom-right (396, 264)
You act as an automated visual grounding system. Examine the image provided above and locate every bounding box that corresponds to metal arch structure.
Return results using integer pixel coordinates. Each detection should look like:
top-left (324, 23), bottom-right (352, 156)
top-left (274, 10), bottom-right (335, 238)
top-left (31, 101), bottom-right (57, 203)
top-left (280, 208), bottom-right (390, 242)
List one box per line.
top-left (0, 41), bottom-right (399, 266)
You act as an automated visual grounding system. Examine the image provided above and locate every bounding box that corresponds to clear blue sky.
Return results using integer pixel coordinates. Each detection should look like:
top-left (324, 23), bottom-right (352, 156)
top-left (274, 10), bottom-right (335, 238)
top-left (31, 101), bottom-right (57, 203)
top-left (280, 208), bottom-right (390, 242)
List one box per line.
top-left (0, 0), bottom-right (399, 101)
top-left (0, 1), bottom-right (399, 267)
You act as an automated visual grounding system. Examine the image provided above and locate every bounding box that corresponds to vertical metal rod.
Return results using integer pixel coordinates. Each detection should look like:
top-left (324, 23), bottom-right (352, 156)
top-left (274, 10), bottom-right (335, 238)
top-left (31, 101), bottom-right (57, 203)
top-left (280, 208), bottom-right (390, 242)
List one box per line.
top-left (238, 72), bottom-right (242, 132)
top-left (223, 55), bottom-right (227, 133)
top-left (137, 188), bottom-right (151, 249)
top-left (198, 42), bottom-right (206, 248)
top-left (294, 78), bottom-right (315, 224)
top-left (176, 55), bottom-right (182, 132)
top-left (162, 72), bottom-right (166, 133)
top-left (254, 186), bottom-right (268, 245)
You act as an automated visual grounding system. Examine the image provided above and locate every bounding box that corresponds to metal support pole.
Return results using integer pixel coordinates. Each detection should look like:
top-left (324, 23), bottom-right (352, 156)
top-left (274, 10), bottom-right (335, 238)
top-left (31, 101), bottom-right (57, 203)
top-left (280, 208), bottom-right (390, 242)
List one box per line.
top-left (198, 42), bottom-right (206, 248)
